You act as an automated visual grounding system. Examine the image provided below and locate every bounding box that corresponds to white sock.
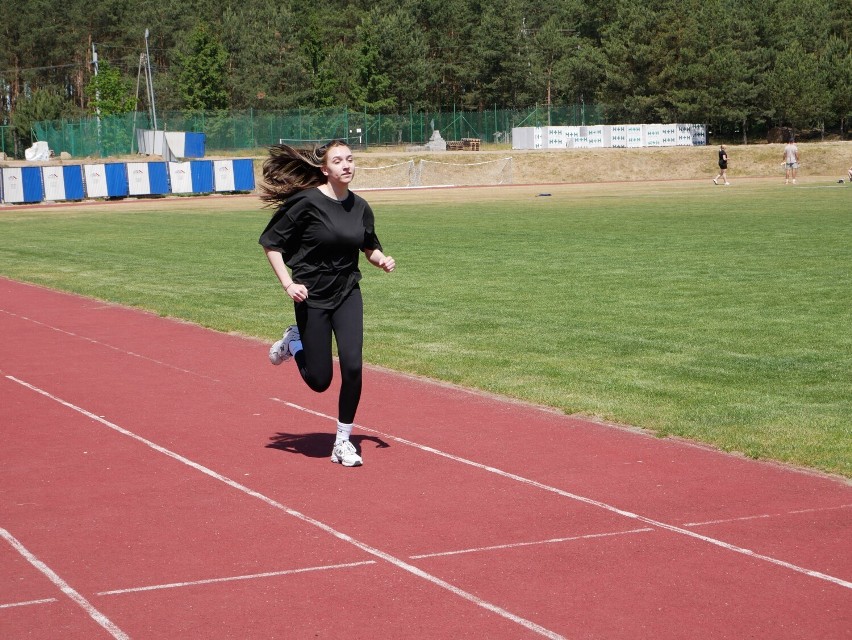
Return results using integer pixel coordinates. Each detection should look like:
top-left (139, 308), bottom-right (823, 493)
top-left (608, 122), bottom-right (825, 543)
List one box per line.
top-left (288, 339), bottom-right (303, 356)
top-left (335, 421), bottom-right (353, 444)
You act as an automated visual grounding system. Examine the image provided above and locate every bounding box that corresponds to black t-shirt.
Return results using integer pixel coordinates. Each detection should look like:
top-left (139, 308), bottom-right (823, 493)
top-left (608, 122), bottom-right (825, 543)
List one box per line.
top-left (718, 149), bottom-right (727, 167)
top-left (259, 188), bottom-right (383, 309)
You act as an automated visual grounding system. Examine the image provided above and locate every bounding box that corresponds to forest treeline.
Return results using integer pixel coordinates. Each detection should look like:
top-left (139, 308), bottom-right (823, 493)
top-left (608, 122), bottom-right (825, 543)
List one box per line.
top-left (1, 0), bottom-right (850, 151)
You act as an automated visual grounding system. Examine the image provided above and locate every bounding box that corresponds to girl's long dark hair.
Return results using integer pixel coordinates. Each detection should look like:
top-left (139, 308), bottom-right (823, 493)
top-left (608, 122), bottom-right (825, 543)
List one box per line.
top-left (259, 141), bottom-right (348, 207)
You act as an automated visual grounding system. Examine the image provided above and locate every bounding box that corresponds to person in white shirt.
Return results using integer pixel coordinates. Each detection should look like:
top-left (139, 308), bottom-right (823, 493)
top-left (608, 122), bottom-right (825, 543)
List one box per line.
top-left (783, 140), bottom-right (799, 184)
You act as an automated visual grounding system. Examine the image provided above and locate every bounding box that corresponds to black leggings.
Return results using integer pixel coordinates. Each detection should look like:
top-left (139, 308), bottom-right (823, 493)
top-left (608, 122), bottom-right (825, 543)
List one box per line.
top-left (293, 287), bottom-right (363, 424)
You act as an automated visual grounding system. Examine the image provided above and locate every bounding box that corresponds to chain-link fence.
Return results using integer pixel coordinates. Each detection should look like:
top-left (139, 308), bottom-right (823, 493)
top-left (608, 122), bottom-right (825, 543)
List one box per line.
top-left (31, 113), bottom-right (148, 159)
top-left (29, 104), bottom-right (606, 158)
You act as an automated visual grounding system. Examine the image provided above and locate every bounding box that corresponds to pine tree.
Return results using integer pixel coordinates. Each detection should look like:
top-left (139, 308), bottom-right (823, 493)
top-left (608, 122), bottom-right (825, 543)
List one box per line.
top-left (175, 23), bottom-right (229, 112)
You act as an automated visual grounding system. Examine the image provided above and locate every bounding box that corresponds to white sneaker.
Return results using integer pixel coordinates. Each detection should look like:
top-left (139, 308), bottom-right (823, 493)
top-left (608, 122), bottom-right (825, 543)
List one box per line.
top-left (331, 440), bottom-right (362, 467)
top-left (724, 182), bottom-right (731, 186)
top-left (713, 178), bottom-right (718, 185)
top-left (269, 324), bottom-right (299, 365)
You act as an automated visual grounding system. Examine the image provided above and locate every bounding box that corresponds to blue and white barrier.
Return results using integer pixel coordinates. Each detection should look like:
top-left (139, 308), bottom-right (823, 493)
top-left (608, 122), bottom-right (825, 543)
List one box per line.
top-left (42, 165), bottom-right (85, 201)
top-left (83, 163), bottom-right (129, 198)
top-left (1, 158), bottom-right (255, 204)
top-left (214, 159), bottom-right (255, 192)
top-left (136, 130), bottom-right (207, 161)
top-left (167, 161), bottom-right (193, 193)
top-left (126, 162), bottom-right (170, 196)
top-left (165, 132), bottom-right (206, 159)
top-left (168, 160), bottom-right (214, 194)
top-left (1, 167), bottom-right (44, 203)
top-left (190, 160), bottom-right (214, 193)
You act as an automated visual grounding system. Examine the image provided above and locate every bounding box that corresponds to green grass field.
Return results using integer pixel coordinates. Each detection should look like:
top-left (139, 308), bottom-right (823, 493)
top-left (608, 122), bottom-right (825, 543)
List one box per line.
top-left (1, 179), bottom-right (849, 476)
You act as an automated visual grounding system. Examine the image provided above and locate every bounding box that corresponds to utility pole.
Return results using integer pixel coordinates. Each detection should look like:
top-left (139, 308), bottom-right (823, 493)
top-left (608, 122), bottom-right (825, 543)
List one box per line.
top-left (131, 53), bottom-right (145, 154)
top-left (144, 29), bottom-right (158, 131)
top-left (92, 42), bottom-right (102, 155)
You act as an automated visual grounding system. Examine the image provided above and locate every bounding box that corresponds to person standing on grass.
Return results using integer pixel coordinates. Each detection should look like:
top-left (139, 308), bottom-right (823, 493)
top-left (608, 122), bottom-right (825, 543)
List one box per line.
top-left (259, 141), bottom-right (396, 467)
top-left (784, 139), bottom-right (800, 184)
top-left (713, 145), bottom-right (730, 186)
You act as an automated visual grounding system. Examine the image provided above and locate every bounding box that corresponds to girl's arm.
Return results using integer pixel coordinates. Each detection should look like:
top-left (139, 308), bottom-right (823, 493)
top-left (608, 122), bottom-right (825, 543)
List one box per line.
top-left (364, 248), bottom-right (395, 273)
top-left (264, 247), bottom-right (308, 301)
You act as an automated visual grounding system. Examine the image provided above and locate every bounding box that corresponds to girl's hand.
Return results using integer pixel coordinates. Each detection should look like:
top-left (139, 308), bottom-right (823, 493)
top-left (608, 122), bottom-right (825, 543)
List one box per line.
top-left (285, 283), bottom-right (308, 302)
top-left (379, 256), bottom-right (395, 273)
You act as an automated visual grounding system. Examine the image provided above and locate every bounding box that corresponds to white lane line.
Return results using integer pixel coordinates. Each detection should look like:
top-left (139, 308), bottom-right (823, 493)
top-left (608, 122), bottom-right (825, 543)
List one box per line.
top-left (683, 504), bottom-right (852, 528)
top-left (0, 598), bottom-right (58, 609)
top-left (0, 309), bottom-right (219, 382)
top-left (411, 528), bottom-right (654, 559)
top-left (685, 513), bottom-right (774, 527)
top-left (6, 376), bottom-right (566, 640)
top-left (0, 527), bottom-right (129, 640)
top-left (272, 398), bottom-right (852, 591)
top-left (98, 561), bottom-right (376, 596)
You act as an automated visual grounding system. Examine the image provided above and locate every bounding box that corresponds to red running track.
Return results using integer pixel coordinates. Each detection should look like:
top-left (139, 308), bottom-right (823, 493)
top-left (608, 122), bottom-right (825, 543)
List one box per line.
top-left (1, 277), bottom-right (850, 639)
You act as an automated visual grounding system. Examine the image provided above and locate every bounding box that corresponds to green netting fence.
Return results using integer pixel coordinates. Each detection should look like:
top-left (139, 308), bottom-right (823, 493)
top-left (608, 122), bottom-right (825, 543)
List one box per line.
top-left (1, 125), bottom-right (14, 156)
top-left (30, 104), bottom-right (605, 158)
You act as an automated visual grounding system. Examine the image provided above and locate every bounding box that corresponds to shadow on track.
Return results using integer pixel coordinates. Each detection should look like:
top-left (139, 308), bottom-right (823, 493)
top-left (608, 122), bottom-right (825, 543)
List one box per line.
top-left (267, 432), bottom-right (390, 458)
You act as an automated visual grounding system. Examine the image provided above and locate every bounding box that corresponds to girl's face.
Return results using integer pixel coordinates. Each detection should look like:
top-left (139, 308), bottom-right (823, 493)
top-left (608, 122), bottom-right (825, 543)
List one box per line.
top-left (322, 144), bottom-right (355, 186)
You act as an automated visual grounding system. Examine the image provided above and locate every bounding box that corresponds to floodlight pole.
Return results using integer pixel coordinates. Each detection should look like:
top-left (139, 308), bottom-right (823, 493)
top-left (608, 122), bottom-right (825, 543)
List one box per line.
top-left (92, 42), bottom-right (102, 155)
top-left (144, 29), bottom-right (158, 131)
top-left (91, 42), bottom-right (100, 113)
top-left (131, 53), bottom-right (145, 154)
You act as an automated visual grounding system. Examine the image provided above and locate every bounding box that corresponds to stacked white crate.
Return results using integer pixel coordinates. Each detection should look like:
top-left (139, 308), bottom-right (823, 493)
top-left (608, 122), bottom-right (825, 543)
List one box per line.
top-left (587, 125), bottom-right (606, 148)
top-left (611, 125), bottom-right (627, 148)
top-left (547, 126), bottom-right (567, 149)
top-left (626, 124), bottom-right (645, 148)
top-left (510, 123), bottom-right (706, 149)
top-left (511, 127), bottom-right (536, 150)
top-left (676, 124), bottom-right (694, 146)
top-left (601, 125), bottom-right (613, 148)
top-left (645, 124), bottom-right (662, 147)
top-left (567, 126), bottom-right (589, 148)
top-left (565, 127), bottom-right (579, 148)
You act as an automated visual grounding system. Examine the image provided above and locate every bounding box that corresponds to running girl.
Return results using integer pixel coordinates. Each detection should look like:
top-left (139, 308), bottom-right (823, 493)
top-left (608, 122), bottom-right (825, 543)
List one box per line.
top-left (259, 141), bottom-right (395, 467)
